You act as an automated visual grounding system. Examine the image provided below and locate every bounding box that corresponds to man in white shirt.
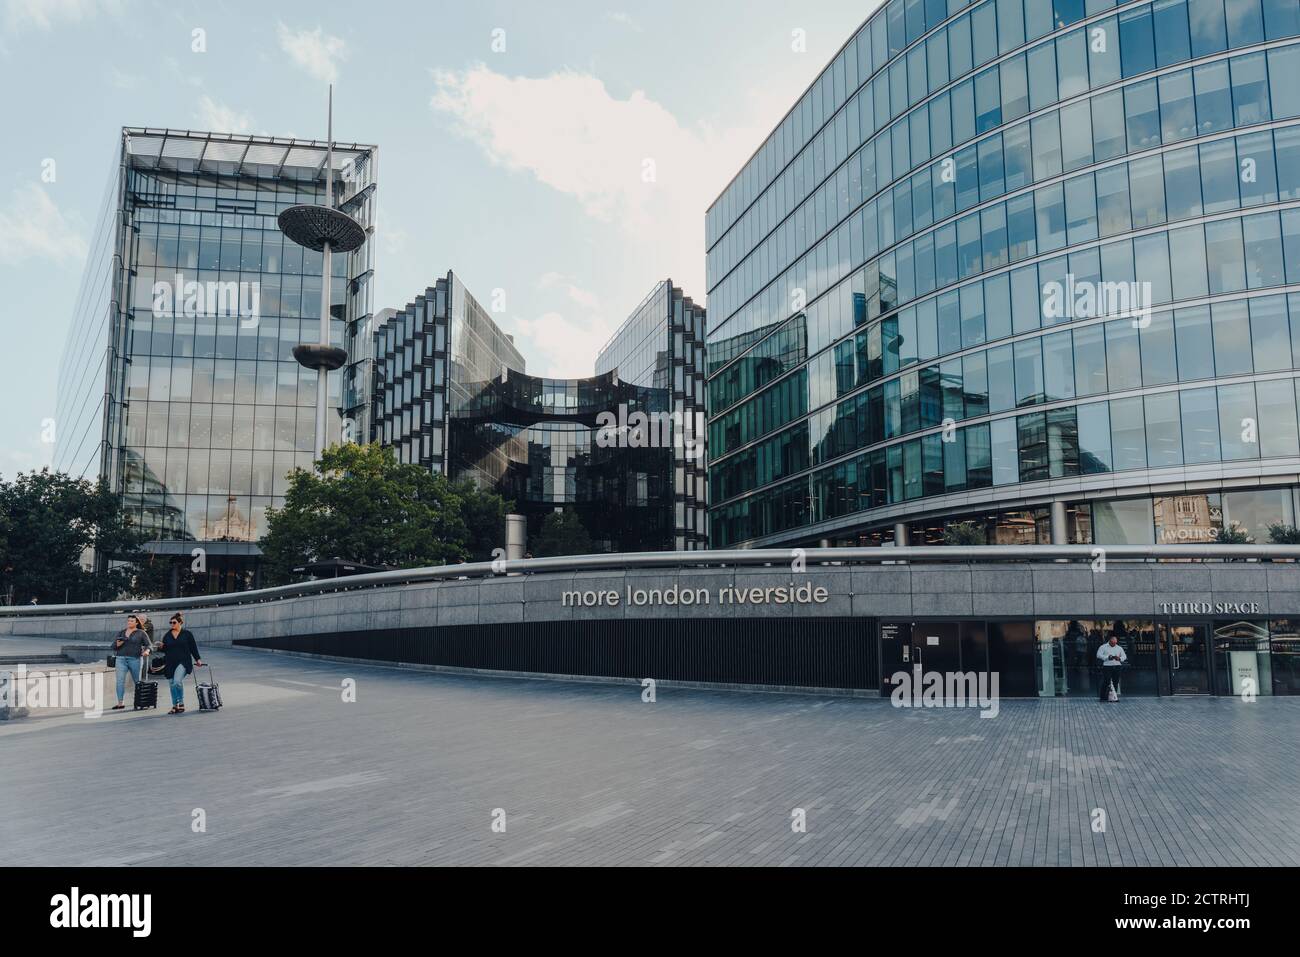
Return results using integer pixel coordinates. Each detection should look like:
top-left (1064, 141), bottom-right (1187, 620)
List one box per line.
top-left (1096, 636), bottom-right (1128, 701)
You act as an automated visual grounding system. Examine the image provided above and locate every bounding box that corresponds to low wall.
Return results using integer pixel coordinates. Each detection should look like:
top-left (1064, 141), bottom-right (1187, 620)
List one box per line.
top-left (3, 548), bottom-right (1297, 692)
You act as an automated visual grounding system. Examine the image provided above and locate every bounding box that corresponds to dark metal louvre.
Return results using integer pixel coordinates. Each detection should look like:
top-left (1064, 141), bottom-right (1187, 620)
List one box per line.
top-left (236, 617), bottom-right (878, 690)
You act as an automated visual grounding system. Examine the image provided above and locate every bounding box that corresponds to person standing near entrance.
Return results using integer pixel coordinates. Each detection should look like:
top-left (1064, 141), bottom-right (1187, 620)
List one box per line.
top-left (158, 613), bottom-right (202, 715)
top-left (1096, 634), bottom-right (1128, 701)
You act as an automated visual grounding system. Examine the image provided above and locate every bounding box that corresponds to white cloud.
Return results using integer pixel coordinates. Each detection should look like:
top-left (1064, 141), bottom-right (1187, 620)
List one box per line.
top-left (506, 309), bottom-right (618, 381)
top-left (196, 95), bottom-right (252, 134)
top-left (539, 271), bottom-right (600, 311)
top-left (3, 0), bottom-right (117, 32)
top-left (429, 65), bottom-right (767, 300)
top-left (108, 65), bottom-right (141, 89)
top-left (0, 183), bottom-right (86, 266)
top-left (605, 11), bottom-right (642, 31)
top-left (277, 22), bottom-right (347, 84)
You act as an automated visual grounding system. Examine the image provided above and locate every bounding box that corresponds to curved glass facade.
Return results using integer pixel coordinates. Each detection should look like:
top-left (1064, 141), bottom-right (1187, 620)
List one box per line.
top-left (705, 0), bottom-right (1300, 547)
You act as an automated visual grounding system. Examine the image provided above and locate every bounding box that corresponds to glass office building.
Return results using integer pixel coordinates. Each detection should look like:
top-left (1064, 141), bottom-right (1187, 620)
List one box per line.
top-left (55, 128), bottom-right (378, 590)
top-left (371, 271), bottom-right (525, 474)
top-left (706, 0), bottom-right (1300, 551)
top-left (595, 280), bottom-right (709, 549)
top-left (376, 275), bottom-right (707, 552)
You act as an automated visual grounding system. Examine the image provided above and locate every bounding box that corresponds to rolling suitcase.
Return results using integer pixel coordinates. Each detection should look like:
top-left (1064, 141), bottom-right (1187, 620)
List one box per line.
top-left (194, 663), bottom-right (222, 712)
top-left (132, 656), bottom-right (159, 710)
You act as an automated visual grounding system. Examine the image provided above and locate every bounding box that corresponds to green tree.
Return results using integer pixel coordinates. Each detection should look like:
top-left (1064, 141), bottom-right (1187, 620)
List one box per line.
top-left (454, 478), bottom-right (514, 561)
top-left (1267, 522), bottom-right (1300, 544)
top-left (1214, 522), bottom-right (1254, 545)
top-left (942, 521), bottom-right (986, 546)
top-left (259, 443), bottom-right (501, 584)
top-left (531, 508), bottom-right (594, 557)
top-left (0, 469), bottom-right (146, 604)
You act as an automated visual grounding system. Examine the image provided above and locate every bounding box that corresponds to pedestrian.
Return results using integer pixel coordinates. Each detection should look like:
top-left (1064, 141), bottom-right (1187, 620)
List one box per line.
top-left (109, 613), bottom-right (151, 711)
top-left (1095, 633), bottom-right (1128, 701)
top-left (158, 613), bottom-right (202, 715)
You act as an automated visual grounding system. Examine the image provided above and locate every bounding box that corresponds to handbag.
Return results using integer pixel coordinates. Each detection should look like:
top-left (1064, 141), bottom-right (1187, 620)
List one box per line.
top-left (106, 654), bottom-right (117, 667)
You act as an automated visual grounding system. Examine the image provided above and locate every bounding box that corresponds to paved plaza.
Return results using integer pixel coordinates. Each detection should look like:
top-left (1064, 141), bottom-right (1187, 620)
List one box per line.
top-left (3, 637), bottom-right (1298, 866)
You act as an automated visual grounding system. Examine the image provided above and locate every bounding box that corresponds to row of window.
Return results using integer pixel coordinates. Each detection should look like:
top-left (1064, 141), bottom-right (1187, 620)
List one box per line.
top-left (711, 375), bottom-right (1300, 544)
top-left (714, 291), bottom-right (1300, 502)
top-left (711, 206), bottom-right (1300, 459)
top-left (710, 42), bottom-right (1300, 372)
top-left (709, 0), bottom-right (1300, 286)
top-left (123, 357), bottom-right (338, 408)
top-left (124, 402), bottom-right (331, 455)
top-left (711, 119), bottom-right (1300, 409)
top-left (122, 442), bottom-right (319, 500)
top-left (126, 494), bottom-right (291, 544)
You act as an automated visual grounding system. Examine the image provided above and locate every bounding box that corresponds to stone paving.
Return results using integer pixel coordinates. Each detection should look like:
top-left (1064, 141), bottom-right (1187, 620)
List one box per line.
top-left (2, 640), bottom-right (1298, 866)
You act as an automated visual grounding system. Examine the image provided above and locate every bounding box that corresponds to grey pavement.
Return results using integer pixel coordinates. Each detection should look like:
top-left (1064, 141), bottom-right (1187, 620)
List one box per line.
top-left (2, 640), bottom-right (1298, 866)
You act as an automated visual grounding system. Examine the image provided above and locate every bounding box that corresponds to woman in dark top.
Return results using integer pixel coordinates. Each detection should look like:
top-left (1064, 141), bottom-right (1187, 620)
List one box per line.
top-left (158, 613), bottom-right (202, 714)
top-left (110, 614), bottom-right (151, 710)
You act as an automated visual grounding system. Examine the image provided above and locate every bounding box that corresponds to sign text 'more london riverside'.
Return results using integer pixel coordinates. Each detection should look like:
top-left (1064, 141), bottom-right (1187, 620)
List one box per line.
top-left (562, 582), bottom-right (830, 608)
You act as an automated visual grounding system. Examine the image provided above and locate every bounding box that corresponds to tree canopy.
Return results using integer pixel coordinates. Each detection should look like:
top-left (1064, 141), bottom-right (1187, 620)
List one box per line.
top-left (0, 469), bottom-right (146, 604)
top-left (531, 507), bottom-right (595, 557)
top-left (259, 443), bottom-right (512, 583)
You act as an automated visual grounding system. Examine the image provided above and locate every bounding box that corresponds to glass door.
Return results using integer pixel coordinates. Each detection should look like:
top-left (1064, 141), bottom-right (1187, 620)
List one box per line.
top-left (1159, 623), bottom-right (1211, 694)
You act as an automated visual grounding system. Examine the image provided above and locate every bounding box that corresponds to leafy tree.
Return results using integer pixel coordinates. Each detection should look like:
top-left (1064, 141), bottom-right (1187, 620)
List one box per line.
top-left (942, 521), bottom-right (986, 546)
top-left (0, 469), bottom-right (146, 604)
top-left (259, 443), bottom-right (506, 584)
top-left (1214, 522), bottom-right (1254, 545)
top-left (454, 478), bottom-right (514, 561)
top-left (531, 507), bottom-right (594, 557)
top-left (1267, 522), bottom-right (1300, 544)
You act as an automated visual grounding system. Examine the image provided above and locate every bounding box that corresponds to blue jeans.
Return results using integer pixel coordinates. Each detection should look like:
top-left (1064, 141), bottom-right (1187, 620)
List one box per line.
top-left (114, 656), bottom-right (142, 703)
top-left (170, 664), bottom-right (188, 708)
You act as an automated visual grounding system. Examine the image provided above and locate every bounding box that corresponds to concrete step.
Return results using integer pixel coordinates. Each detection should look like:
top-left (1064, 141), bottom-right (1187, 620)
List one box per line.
top-left (0, 653), bottom-right (74, 665)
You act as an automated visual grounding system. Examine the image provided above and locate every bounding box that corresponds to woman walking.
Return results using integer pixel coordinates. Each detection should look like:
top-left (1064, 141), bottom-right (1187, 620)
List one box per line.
top-left (158, 613), bottom-right (202, 715)
top-left (109, 614), bottom-right (151, 711)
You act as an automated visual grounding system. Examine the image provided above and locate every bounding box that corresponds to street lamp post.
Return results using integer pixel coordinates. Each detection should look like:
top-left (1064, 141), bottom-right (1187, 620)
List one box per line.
top-left (278, 85), bottom-right (368, 458)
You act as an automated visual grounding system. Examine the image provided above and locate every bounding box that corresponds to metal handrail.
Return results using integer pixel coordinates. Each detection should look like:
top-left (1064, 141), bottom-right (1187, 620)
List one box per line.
top-left (3, 543), bottom-right (1296, 618)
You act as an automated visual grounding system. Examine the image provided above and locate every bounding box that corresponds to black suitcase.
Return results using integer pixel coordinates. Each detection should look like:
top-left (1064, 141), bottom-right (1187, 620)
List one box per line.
top-left (194, 663), bottom-right (222, 712)
top-left (133, 658), bottom-right (159, 710)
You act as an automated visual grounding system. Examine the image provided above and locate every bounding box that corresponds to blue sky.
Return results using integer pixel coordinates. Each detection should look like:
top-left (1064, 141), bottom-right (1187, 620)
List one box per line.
top-left (0, 0), bottom-right (881, 477)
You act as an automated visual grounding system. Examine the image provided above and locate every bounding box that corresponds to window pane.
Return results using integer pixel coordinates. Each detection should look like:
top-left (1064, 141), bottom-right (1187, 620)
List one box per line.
top-left (1153, 0), bottom-right (1193, 66)
top-left (1164, 146), bottom-right (1204, 221)
top-left (1159, 70), bottom-right (1197, 143)
top-left (1119, 7), bottom-right (1156, 78)
top-left (1145, 391), bottom-right (1184, 466)
top-left (1125, 79), bottom-right (1162, 151)
top-left (1243, 211), bottom-right (1285, 289)
top-left (1189, 0), bottom-right (1229, 56)
top-left (1109, 396), bottom-right (1148, 470)
top-left (1194, 60), bottom-right (1233, 136)
top-left (1218, 381), bottom-right (1260, 460)
top-left (1257, 377), bottom-right (1300, 457)
top-left (1105, 320), bottom-right (1143, 391)
top-left (1199, 138), bottom-right (1240, 214)
top-left (1042, 329), bottom-right (1076, 402)
top-left (1074, 323), bottom-right (1109, 395)
top-left (1231, 51), bottom-right (1272, 127)
top-left (1140, 311), bottom-right (1178, 385)
top-left (1014, 337), bottom-right (1044, 406)
top-left (1204, 218), bottom-right (1247, 293)
top-left (1181, 386), bottom-right (1222, 462)
top-left (1079, 400), bottom-right (1112, 473)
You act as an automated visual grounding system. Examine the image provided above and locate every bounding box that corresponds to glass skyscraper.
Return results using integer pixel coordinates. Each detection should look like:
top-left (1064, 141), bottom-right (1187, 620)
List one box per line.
top-left (55, 128), bottom-right (378, 590)
top-left (595, 280), bottom-right (709, 549)
top-left (375, 275), bottom-right (707, 552)
top-left (371, 271), bottom-right (525, 474)
top-left (706, 0), bottom-right (1300, 549)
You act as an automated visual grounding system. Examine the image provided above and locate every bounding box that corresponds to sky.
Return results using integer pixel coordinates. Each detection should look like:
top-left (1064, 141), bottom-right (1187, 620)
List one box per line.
top-left (0, 0), bottom-right (882, 477)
